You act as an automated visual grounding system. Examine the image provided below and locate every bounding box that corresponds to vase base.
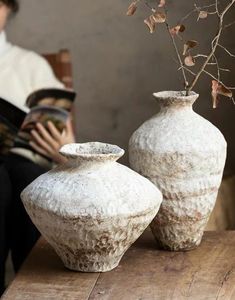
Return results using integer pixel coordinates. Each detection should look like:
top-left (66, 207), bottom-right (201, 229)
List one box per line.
top-left (62, 258), bottom-right (121, 273)
top-left (157, 241), bottom-right (200, 252)
top-left (151, 226), bottom-right (203, 251)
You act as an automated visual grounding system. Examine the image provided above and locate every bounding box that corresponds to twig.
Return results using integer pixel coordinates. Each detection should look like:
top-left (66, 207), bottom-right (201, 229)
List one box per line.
top-left (194, 54), bottom-right (208, 58)
top-left (219, 68), bottom-right (230, 72)
top-left (215, 0), bottom-right (220, 16)
top-left (213, 54), bottom-right (221, 86)
top-left (145, 1), bottom-right (155, 12)
top-left (165, 21), bottom-right (188, 88)
top-left (203, 69), bottom-right (235, 90)
top-left (143, 1), bottom-right (189, 88)
top-left (218, 44), bottom-right (235, 57)
top-left (188, 0), bottom-right (235, 93)
top-left (179, 66), bottom-right (196, 76)
top-left (179, 3), bottom-right (217, 24)
top-left (224, 20), bottom-right (235, 29)
top-left (128, 0), bottom-right (235, 99)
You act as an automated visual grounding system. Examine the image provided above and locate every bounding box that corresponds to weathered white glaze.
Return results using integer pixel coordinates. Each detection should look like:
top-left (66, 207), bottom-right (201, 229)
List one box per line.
top-left (21, 142), bottom-right (162, 271)
top-left (129, 91), bottom-right (227, 251)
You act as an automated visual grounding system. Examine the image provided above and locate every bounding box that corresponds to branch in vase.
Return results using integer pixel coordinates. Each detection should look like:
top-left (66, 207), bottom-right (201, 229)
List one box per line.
top-left (165, 22), bottom-right (188, 89)
top-left (141, 1), bottom-right (189, 88)
top-left (126, 0), bottom-right (235, 106)
top-left (187, 0), bottom-right (235, 94)
top-left (183, 66), bottom-right (234, 108)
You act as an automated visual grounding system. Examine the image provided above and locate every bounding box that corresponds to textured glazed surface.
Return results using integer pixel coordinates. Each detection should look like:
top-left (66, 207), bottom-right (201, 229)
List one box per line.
top-left (129, 91), bottom-right (227, 251)
top-left (21, 142), bottom-right (162, 271)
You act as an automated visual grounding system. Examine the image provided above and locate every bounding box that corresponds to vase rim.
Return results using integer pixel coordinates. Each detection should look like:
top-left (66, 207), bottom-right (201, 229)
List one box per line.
top-left (59, 142), bottom-right (125, 161)
top-left (153, 91), bottom-right (199, 102)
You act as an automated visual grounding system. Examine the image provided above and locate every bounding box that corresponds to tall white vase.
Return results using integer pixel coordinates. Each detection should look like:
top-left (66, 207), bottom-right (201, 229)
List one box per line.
top-left (21, 142), bottom-right (162, 271)
top-left (129, 91), bottom-right (227, 251)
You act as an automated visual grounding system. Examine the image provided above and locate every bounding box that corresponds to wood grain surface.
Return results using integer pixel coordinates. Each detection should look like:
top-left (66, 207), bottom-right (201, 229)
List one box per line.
top-left (2, 230), bottom-right (235, 300)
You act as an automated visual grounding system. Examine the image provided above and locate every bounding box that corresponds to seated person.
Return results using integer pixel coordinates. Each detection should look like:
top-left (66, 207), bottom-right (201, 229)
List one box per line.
top-left (0, 0), bottom-right (75, 295)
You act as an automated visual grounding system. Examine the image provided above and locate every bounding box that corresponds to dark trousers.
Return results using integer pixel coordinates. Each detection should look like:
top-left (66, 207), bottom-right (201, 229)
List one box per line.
top-left (0, 163), bottom-right (12, 296)
top-left (0, 154), bottom-right (46, 295)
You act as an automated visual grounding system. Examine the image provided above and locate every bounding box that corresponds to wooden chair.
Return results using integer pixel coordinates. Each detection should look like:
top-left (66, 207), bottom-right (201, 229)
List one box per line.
top-left (42, 49), bottom-right (73, 89)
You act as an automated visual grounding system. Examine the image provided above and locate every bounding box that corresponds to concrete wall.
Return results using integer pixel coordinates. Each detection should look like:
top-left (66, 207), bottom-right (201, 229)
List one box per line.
top-left (6, 0), bottom-right (235, 169)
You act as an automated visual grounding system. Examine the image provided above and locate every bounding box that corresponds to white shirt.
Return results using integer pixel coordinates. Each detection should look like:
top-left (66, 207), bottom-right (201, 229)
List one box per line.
top-left (0, 31), bottom-right (65, 167)
top-left (0, 31), bottom-right (64, 112)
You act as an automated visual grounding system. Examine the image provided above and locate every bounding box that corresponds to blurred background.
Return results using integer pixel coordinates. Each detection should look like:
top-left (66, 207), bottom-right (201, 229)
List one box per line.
top-left (2, 0), bottom-right (235, 293)
top-left (3, 1), bottom-right (235, 287)
top-left (6, 0), bottom-right (235, 170)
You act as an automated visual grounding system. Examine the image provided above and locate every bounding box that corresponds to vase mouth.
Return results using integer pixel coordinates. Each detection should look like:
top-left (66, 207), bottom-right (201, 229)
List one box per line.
top-left (153, 91), bottom-right (199, 105)
top-left (59, 142), bottom-right (125, 162)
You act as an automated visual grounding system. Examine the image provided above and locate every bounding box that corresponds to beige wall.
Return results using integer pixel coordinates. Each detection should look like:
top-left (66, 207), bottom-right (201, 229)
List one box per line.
top-left (6, 0), bottom-right (235, 168)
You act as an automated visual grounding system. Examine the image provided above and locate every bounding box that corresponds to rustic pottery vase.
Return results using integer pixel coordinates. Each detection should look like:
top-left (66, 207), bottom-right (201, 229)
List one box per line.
top-left (129, 91), bottom-right (227, 251)
top-left (21, 142), bottom-right (162, 272)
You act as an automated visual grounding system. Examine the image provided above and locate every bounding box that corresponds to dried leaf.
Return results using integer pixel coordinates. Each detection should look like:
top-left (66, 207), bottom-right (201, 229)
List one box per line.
top-left (152, 11), bottom-right (166, 23)
top-left (158, 0), bottom-right (166, 7)
top-left (211, 81), bottom-right (219, 108)
top-left (144, 11), bottom-right (166, 33)
top-left (170, 24), bottom-right (185, 35)
top-left (144, 15), bottom-right (156, 33)
top-left (213, 81), bottom-right (232, 97)
top-left (211, 80), bottom-right (233, 108)
top-left (126, 2), bottom-right (137, 16)
top-left (183, 40), bottom-right (198, 55)
top-left (184, 55), bottom-right (195, 67)
top-left (198, 11), bottom-right (208, 20)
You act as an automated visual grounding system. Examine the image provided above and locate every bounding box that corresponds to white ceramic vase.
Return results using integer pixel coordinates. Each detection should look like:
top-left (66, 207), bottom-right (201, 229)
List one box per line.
top-left (21, 142), bottom-right (162, 272)
top-left (129, 91), bottom-right (227, 251)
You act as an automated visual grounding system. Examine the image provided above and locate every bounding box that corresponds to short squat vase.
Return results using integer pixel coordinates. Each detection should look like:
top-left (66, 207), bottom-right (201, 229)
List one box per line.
top-left (21, 142), bottom-right (162, 272)
top-left (129, 91), bottom-right (227, 251)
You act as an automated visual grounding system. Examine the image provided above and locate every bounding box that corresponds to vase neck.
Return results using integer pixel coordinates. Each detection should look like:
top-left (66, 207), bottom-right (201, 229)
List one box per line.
top-left (59, 142), bottom-right (125, 169)
top-left (153, 91), bottom-right (199, 110)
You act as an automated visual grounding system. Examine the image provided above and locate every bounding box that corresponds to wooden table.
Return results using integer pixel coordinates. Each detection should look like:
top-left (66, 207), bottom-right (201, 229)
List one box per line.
top-left (2, 230), bottom-right (235, 300)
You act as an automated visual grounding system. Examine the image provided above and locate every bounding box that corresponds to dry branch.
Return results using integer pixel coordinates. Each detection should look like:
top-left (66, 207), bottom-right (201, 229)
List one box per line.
top-left (126, 0), bottom-right (235, 107)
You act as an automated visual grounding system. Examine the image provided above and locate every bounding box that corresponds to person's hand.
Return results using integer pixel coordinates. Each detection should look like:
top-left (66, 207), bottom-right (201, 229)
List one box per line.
top-left (29, 119), bottom-right (75, 164)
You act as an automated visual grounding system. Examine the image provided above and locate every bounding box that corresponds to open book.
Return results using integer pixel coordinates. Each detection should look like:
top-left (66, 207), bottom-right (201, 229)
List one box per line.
top-left (0, 88), bottom-right (76, 157)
